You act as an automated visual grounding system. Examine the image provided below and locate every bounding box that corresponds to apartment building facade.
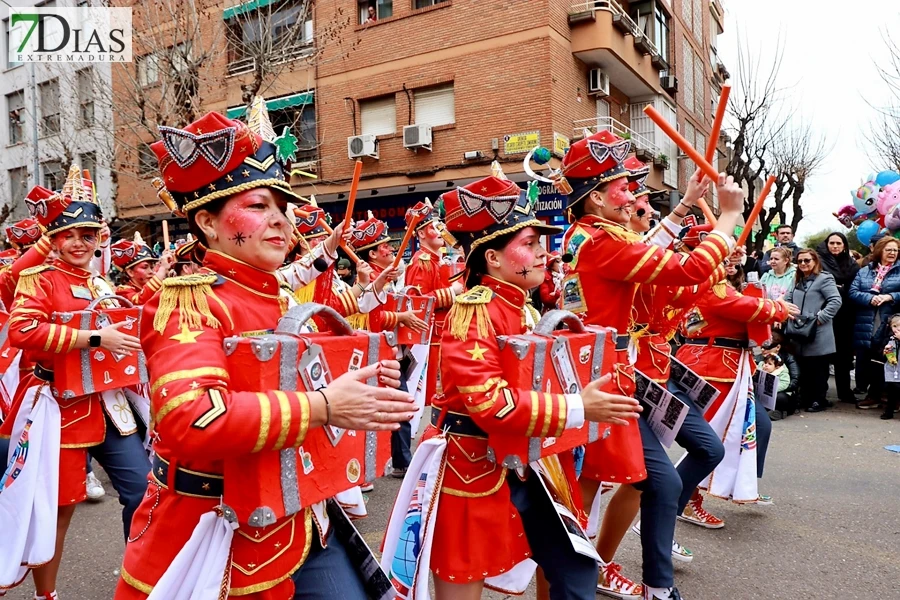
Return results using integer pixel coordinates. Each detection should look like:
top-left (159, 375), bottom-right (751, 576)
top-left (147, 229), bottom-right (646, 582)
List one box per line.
top-left (116, 0), bottom-right (727, 250)
top-left (1, 0), bottom-right (116, 233)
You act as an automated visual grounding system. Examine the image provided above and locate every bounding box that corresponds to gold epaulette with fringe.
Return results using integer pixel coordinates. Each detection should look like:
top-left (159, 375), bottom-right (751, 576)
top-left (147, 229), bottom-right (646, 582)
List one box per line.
top-left (153, 273), bottom-right (222, 334)
top-left (293, 279), bottom-right (316, 305)
top-left (595, 220), bottom-right (644, 243)
top-left (16, 264), bottom-right (53, 296)
top-left (448, 285), bottom-right (493, 341)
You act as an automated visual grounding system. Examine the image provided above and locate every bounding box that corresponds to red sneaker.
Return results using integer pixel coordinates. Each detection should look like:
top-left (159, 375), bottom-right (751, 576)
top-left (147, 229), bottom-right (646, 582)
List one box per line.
top-left (677, 495), bottom-right (724, 529)
top-left (597, 561), bottom-right (643, 599)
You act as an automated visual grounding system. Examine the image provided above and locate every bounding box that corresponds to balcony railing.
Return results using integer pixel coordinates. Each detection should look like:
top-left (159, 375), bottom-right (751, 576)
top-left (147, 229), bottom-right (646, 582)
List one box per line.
top-left (227, 43), bottom-right (315, 76)
top-left (573, 116), bottom-right (660, 157)
top-left (570, 0), bottom-right (661, 57)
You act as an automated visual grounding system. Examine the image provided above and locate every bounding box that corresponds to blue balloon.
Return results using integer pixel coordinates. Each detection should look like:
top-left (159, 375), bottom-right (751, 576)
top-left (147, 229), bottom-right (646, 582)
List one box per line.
top-left (857, 219), bottom-right (880, 246)
top-left (876, 170), bottom-right (900, 187)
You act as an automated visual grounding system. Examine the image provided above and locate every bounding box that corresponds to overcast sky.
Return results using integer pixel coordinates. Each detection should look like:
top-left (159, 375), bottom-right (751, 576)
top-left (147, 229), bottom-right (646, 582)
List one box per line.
top-left (718, 0), bottom-right (899, 243)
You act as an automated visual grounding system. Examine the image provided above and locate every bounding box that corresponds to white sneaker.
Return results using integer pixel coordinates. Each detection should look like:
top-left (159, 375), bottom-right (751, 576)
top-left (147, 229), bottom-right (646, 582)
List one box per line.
top-left (86, 471), bottom-right (105, 501)
top-left (643, 585), bottom-right (683, 600)
top-left (360, 482), bottom-right (374, 493)
top-left (631, 522), bottom-right (693, 563)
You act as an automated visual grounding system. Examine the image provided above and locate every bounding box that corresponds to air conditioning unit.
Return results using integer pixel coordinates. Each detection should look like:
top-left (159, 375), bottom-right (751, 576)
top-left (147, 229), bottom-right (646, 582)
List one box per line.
top-left (588, 69), bottom-right (610, 97)
top-left (347, 134), bottom-right (378, 159)
top-left (661, 75), bottom-right (678, 93)
top-left (403, 124), bottom-right (433, 151)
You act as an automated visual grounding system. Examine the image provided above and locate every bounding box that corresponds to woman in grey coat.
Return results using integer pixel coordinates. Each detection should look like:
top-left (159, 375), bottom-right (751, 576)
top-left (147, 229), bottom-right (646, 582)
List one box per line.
top-left (785, 249), bottom-right (843, 412)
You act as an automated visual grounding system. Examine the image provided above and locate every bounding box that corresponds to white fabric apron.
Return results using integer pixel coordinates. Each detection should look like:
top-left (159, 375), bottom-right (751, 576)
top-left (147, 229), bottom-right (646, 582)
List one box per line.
top-left (0, 349), bottom-right (22, 422)
top-left (0, 384), bottom-right (61, 589)
top-left (698, 351), bottom-right (759, 503)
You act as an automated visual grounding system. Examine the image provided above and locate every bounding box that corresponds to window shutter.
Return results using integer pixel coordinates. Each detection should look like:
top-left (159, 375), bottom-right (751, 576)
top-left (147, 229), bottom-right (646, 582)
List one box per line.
top-left (361, 96), bottom-right (396, 136)
top-left (414, 85), bottom-right (454, 127)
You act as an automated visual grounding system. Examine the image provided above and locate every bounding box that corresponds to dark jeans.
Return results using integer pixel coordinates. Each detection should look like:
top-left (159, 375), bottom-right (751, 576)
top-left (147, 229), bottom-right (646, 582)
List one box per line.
top-left (667, 382), bottom-right (725, 514)
top-left (797, 354), bottom-right (832, 408)
top-left (290, 525), bottom-right (368, 600)
top-left (390, 420), bottom-right (412, 470)
top-left (884, 382), bottom-right (900, 415)
top-left (508, 471), bottom-right (598, 600)
top-left (774, 391), bottom-right (797, 414)
top-left (88, 411), bottom-right (151, 539)
top-left (632, 417), bottom-right (681, 588)
top-left (756, 399), bottom-right (771, 479)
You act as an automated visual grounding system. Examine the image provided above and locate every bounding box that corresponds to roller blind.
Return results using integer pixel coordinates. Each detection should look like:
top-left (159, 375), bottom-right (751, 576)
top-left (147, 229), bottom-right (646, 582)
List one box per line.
top-left (414, 85), bottom-right (454, 127)
top-left (361, 96), bottom-right (396, 136)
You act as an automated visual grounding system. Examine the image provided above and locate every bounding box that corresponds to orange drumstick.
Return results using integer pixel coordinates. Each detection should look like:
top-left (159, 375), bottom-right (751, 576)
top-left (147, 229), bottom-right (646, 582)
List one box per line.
top-left (317, 218), bottom-right (362, 264)
top-left (391, 214), bottom-right (425, 269)
top-left (736, 175), bottom-right (776, 247)
top-left (644, 106), bottom-right (718, 181)
top-left (344, 160), bottom-right (363, 225)
top-left (706, 84), bottom-right (730, 164)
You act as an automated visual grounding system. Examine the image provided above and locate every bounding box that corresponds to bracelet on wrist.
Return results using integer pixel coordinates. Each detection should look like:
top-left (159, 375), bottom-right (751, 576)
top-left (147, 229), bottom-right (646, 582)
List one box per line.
top-left (319, 390), bottom-right (331, 425)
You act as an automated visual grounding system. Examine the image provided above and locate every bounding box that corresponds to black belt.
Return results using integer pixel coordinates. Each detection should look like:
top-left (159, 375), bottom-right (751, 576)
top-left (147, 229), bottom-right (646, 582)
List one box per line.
top-left (615, 336), bottom-right (630, 351)
top-left (430, 407), bottom-right (488, 438)
top-left (151, 455), bottom-right (223, 498)
top-left (684, 337), bottom-right (748, 350)
top-left (33, 364), bottom-right (54, 383)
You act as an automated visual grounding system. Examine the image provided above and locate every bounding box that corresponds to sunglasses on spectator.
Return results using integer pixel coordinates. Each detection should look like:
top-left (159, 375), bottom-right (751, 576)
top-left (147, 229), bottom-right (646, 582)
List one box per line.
top-left (797, 258), bottom-right (814, 264)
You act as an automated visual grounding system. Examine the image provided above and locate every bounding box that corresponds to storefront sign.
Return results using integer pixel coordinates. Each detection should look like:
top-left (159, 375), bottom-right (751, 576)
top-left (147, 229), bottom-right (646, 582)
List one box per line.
top-left (553, 132), bottom-right (570, 158)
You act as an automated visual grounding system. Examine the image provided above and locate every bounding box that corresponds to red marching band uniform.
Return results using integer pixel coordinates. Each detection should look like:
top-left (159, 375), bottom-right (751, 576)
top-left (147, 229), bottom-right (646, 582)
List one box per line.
top-left (558, 130), bottom-right (734, 485)
top-left (382, 173), bottom-right (604, 599)
top-left (401, 201), bottom-right (457, 402)
top-left (111, 241), bottom-right (165, 306)
top-left (347, 213), bottom-right (404, 333)
top-left (673, 263), bottom-right (791, 503)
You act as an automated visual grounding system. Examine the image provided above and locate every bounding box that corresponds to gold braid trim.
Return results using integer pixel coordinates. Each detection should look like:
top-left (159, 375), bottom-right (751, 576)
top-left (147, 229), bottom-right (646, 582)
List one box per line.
top-left (347, 312), bottom-right (369, 330)
top-left (594, 220), bottom-right (644, 243)
top-left (293, 280), bottom-right (316, 305)
top-left (15, 265), bottom-right (51, 296)
top-left (153, 274), bottom-right (222, 334)
top-left (448, 285), bottom-right (493, 341)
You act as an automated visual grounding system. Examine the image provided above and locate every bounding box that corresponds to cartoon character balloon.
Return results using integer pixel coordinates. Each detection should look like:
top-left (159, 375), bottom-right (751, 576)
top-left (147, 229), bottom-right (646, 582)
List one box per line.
top-left (887, 204), bottom-right (900, 231)
top-left (857, 219), bottom-right (881, 246)
top-left (878, 180), bottom-right (900, 216)
top-left (853, 181), bottom-right (880, 215)
top-left (876, 170), bottom-right (900, 187)
top-left (834, 204), bottom-right (858, 228)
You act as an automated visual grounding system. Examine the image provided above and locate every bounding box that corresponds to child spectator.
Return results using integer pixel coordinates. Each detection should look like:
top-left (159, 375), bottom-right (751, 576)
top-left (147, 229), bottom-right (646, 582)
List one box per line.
top-left (761, 354), bottom-right (791, 393)
top-left (758, 337), bottom-right (800, 420)
top-left (881, 314), bottom-right (900, 420)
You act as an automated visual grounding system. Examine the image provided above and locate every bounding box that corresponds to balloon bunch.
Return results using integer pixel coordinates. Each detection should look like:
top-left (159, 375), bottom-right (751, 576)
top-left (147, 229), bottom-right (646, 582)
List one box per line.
top-left (837, 170), bottom-right (900, 245)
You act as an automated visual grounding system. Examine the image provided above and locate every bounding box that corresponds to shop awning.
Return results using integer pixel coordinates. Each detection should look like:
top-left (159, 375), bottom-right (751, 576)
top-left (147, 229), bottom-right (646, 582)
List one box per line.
top-left (223, 0), bottom-right (279, 20)
top-left (226, 91), bottom-right (314, 119)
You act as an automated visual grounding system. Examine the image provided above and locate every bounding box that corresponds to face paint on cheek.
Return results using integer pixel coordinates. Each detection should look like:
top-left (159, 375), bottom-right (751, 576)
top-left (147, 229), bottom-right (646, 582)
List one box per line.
top-left (607, 179), bottom-right (633, 208)
top-left (378, 245), bottom-right (393, 259)
top-left (219, 200), bottom-right (269, 245)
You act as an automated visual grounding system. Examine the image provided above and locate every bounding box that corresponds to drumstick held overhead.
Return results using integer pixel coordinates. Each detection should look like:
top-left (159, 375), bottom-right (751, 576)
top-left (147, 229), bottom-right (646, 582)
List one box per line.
top-left (344, 160), bottom-right (363, 225)
top-left (736, 175), bottom-right (776, 247)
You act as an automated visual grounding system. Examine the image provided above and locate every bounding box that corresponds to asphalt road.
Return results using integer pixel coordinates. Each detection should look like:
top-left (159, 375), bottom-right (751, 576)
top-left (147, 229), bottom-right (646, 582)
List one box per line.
top-left (5, 395), bottom-right (899, 600)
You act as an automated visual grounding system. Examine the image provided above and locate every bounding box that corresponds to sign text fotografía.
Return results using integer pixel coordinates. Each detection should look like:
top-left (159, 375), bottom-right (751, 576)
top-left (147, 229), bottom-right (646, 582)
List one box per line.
top-left (8, 7), bottom-right (132, 63)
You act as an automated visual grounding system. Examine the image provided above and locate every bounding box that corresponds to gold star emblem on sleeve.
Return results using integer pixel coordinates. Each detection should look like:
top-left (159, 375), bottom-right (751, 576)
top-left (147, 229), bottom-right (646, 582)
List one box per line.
top-left (14, 297), bottom-right (26, 307)
top-left (190, 380), bottom-right (200, 389)
top-left (226, 174), bottom-right (233, 182)
top-left (208, 183), bottom-right (216, 191)
top-left (242, 169), bottom-right (251, 178)
top-left (466, 342), bottom-right (487, 360)
top-left (201, 482), bottom-right (210, 490)
top-left (170, 324), bottom-right (203, 344)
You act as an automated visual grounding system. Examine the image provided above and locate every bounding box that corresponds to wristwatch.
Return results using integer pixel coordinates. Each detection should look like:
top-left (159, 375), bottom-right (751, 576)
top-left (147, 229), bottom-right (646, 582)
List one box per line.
top-left (89, 331), bottom-right (102, 348)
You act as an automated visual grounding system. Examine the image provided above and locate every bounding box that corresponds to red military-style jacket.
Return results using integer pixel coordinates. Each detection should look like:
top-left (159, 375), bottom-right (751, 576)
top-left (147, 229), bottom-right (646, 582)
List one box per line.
top-left (403, 246), bottom-right (455, 341)
top-left (116, 275), bottom-right (163, 306)
top-left (561, 215), bottom-right (732, 484)
top-left (631, 264), bottom-right (727, 383)
top-left (674, 281), bottom-right (791, 416)
top-left (0, 235), bottom-right (53, 310)
top-left (116, 249), bottom-right (319, 600)
top-left (424, 276), bottom-right (580, 582)
top-left (353, 261), bottom-right (400, 332)
top-left (0, 260), bottom-right (113, 450)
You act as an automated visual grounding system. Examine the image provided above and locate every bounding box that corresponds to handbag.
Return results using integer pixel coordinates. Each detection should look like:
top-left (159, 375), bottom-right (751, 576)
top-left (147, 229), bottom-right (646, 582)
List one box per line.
top-left (784, 280), bottom-right (818, 344)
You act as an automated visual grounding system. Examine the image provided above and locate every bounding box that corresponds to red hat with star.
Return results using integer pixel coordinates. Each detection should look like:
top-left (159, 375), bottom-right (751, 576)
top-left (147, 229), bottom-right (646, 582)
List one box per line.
top-left (295, 206), bottom-right (328, 238)
top-left (350, 211), bottom-right (395, 252)
top-left (560, 130), bottom-right (631, 209)
top-left (110, 239), bottom-right (158, 269)
top-left (6, 217), bottom-right (43, 248)
top-left (27, 166), bottom-right (103, 235)
top-left (150, 108), bottom-right (306, 220)
top-left (441, 175), bottom-right (561, 262)
top-left (624, 156), bottom-right (650, 198)
top-left (680, 224), bottom-right (715, 249)
top-left (405, 199), bottom-right (438, 231)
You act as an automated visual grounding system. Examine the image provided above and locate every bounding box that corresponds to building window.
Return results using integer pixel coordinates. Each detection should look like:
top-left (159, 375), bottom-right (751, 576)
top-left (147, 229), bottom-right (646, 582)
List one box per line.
top-left (693, 51), bottom-right (704, 119)
top-left (41, 160), bottom-right (64, 190)
top-left (226, 1), bottom-right (313, 69)
top-left (692, 0), bottom-right (703, 43)
top-left (8, 167), bottom-right (27, 203)
top-left (360, 96), bottom-right (396, 136)
top-left (5, 19), bottom-right (23, 69)
top-left (169, 42), bottom-right (191, 75)
top-left (138, 144), bottom-right (156, 176)
top-left (359, 0), bottom-right (392, 24)
top-left (414, 0), bottom-right (449, 8)
top-left (77, 68), bottom-right (95, 128)
top-left (655, 4), bottom-right (670, 66)
top-left (414, 84), bottom-right (454, 127)
top-left (6, 90), bottom-right (25, 145)
top-left (80, 152), bottom-right (96, 180)
top-left (681, 38), bottom-right (694, 113)
top-left (137, 53), bottom-right (160, 87)
top-left (39, 79), bottom-right (60, 137)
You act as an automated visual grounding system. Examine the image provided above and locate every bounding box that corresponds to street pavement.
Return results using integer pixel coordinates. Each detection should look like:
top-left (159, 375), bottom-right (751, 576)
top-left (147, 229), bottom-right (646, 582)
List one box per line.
top-left (5, 395), bottom-right (900, 599)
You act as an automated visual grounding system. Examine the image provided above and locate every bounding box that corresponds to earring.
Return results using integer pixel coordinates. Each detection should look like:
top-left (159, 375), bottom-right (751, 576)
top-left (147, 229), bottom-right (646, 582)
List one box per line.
top-left (209, 232), bottom-right (217, 241)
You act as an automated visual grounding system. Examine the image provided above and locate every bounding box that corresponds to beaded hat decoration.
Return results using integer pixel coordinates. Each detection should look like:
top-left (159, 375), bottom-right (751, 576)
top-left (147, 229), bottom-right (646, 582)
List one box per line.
top-left (624, 156), bottom-right (650, 198)
top-left (29, 166), bottom-right (103, 236)
top-left (149, 107), bottom-right (306, 219)
top-left (350, 211), bottom-right (395, 252)
top-left (405, 199), bottom-right (439, 231)
top-left (111, 239), bottom-right (158, 269)
top-left (441, 174), bottom-right (561, 263)
top-left (6, 217), bottom-right (43, 248)
top-left (680, 224), bottom-right (715, 249)
top-left (559, 130), bottom-right (631, 209)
